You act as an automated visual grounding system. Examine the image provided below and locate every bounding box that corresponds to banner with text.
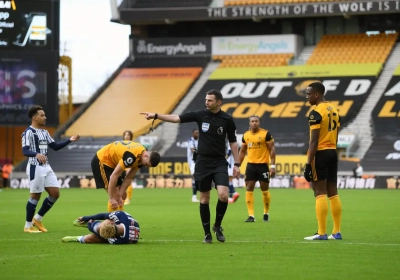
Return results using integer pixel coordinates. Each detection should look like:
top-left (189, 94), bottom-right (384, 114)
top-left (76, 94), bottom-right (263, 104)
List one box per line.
top-left (144, 155), bottom-right (308, 176)
top-left (0, 51), bottom-right (59, 125)
top-left (167, 65), bottom-right (380, 156)
top-left (211, 35), bottom-right (302, 56)
top-left (193, 76), bottom-right (377, 135)
top-left (9, 174), bottom-right (398, 189)
top-left (372, 65), bottom-right (400, 136)
top-left (120, 1), bottom-right (400, 23)
top-left (131, 37), bottom-right (211, 57)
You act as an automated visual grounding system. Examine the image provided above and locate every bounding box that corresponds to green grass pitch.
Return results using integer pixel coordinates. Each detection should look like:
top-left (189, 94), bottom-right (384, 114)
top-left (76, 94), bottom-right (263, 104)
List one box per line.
top-left (1, 188), bottom-right (400, 280)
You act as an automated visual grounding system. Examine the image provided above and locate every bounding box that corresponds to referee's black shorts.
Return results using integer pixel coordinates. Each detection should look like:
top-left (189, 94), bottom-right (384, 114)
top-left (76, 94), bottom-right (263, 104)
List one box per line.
top-left (91, 155), bottom-right (123, 189)
top-left (311, 149), bottom-right (338, 182)
top-left (194, 155), bottom-right (229, 192)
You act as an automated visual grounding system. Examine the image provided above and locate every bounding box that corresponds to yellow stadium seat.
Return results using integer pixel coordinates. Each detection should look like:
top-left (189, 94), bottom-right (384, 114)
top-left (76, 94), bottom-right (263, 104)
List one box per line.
top-left (66, 68), bottom-right (202, 137)
top-left (308, 32), bottom-right (398, 65)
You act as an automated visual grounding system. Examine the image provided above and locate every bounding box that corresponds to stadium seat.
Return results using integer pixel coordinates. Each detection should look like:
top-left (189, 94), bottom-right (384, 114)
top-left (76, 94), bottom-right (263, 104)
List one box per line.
top-left (65, 68), bottom-right (203, 137)
top-left (127, 0), bottom-right (212, 8)
top-left (224, 0), bottom-right (350, 6)
top-left (213, 53), bottom-right (294, 68)
top-left (307, 33), bottom-right (398, 65)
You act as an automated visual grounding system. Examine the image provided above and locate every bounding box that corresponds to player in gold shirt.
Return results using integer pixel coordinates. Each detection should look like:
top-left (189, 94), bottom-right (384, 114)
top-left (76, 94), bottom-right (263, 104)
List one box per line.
top-left (303, 82), bottom-right (342, 241)
top-left (91, 141), bottom-right (160, 212)
top-left (239, 116), bottom-right (276, 222)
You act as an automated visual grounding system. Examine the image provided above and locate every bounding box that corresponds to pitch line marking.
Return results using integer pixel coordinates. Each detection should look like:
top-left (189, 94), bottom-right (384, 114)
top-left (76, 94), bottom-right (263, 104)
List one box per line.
top-left (147, 239), bottom-right (400, 246)
top-left (1, 239), bottom-right (399, 246)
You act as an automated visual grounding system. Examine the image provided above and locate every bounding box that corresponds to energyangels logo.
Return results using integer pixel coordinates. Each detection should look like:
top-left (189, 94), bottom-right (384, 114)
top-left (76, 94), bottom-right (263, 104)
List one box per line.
top-left (216, 37), bottom-right (288, 53)
top-left (0, 0), bottom-right (16, 10)
top-left (136, 40), bottom-right (207, 56)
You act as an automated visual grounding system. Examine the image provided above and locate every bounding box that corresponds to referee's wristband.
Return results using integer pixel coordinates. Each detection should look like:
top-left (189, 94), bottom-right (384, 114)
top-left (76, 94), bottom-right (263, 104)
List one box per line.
top-left (234, 163), bottom-right (240, 167)
top-left (270, 164), bottom-right (276, 169)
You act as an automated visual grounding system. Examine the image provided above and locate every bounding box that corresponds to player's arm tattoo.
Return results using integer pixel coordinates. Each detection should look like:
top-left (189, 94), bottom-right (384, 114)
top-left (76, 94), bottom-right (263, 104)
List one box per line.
top-left (267, 141), bottom-right (276, 165)
top-left (108, 165), bottom-right (124, 200)
top-left (120, 168), bottom-right (138, 194)
top-left (239, 143), bottom-right (247, 165)
top-left (307, 129), bottom-right (320, 164)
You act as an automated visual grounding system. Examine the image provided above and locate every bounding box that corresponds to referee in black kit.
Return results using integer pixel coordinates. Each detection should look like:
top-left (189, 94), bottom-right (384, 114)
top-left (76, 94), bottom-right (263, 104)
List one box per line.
top-left (141, 89), bottom-right (240, 243)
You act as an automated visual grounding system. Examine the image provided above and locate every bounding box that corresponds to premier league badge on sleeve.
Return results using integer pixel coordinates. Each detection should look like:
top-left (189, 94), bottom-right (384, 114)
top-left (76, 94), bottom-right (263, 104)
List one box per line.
top-left (202, 122), bottom-right (210, 132)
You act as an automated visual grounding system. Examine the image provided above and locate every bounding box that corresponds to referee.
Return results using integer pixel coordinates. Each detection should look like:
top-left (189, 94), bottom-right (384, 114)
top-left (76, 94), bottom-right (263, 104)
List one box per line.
top-left (141, 89), bottom-right (240, 243)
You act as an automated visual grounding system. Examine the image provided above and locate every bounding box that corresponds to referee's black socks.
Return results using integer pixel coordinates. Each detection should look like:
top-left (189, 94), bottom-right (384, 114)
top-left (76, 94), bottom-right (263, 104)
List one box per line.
top-left (200, 203), bottom-right (211, 234)
top-left (214, 199), bottom-right (228, 228)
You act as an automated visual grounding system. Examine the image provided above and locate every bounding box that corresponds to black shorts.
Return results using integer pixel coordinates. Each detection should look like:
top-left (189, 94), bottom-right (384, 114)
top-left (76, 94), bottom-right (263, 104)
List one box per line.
top-left (245, 163), bottom-right (270, 183)
top-left (194, 156), bottom-right (229, 192)
top-left (91, 155), bottom-right (123, 189)
top-left (311, 149), bottom-right (338, 182)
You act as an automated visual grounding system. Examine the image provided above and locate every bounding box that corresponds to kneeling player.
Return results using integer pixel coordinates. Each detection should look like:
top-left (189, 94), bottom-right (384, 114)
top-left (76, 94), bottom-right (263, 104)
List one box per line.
top-left (62, 211), bottom-right (140, 244)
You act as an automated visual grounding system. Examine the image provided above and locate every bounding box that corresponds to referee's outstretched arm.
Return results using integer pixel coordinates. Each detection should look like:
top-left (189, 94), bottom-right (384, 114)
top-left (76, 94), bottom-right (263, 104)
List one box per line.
top-left (140, 112), bottom-right (180, 123)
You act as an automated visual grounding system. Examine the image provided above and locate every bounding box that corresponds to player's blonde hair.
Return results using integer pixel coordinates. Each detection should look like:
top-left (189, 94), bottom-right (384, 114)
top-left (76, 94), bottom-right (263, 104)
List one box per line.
top-left (99, 223), bottom-right (117, 239)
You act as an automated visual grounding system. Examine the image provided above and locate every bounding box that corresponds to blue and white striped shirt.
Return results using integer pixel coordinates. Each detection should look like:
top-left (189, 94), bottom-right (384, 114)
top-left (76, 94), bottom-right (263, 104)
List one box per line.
top-left (22, 126), bottom-right (55, 166)
top-left (187, 137), bottom-right (198, 164)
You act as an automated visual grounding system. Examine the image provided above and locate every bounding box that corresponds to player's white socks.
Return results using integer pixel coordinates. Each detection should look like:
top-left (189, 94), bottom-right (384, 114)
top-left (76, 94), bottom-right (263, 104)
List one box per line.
top-left (34, 214), bottom-right (43, 221)
top-left (78, 236), bottom-right (85, 243)
top-left (25, 222), bottom-right (32, 228)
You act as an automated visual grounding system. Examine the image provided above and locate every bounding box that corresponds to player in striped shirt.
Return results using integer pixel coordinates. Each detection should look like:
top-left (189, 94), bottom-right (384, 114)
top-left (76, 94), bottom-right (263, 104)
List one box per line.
top-left (62, 211), bottom-right (140, 245)
top-left (22, 105), bottom-right (80, 233)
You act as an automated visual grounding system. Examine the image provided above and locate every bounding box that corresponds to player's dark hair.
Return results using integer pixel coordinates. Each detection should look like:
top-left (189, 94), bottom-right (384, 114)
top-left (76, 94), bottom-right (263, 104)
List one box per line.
top-left (192, 129), bottom-right (198, 133)
top-left (150, 151), bottom-right (161, 167)
top-left (206, 89), bottom-right (223, 101)
top-left (122, 130), bottom-right (133, 141)
top-left (249, 115), bottom-right (260, 121)
top-left (28, 105), bottom-right (43, 119)
top-left (308, 82), bottom-right (325, 95)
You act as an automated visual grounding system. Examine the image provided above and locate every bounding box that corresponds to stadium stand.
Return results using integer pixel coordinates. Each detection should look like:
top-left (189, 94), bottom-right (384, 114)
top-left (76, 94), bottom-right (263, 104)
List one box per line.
top-left (213, 54), bottom-right (294, 68)
top-left (372, 64), bottom-right (400, 137)
top-left (362, 136), bottom-right (400, 172)
top-left (132, 57), bottom-right (209, 68)
top-left (65, 67), bottom-right (203, 138)
top-left (123, 0), bottom-right (212, 8)
top-left (13, 2), bottom-right (400, 179)
top-left (307, 33), bottom-right (398, 65)
top-left (361, 64), bottom-right (400, 172)
top-left (225, 0), bottom-right (355, 6)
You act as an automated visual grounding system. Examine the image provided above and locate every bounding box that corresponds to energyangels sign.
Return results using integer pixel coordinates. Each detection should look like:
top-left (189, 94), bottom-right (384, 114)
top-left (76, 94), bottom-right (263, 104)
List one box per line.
top-left (211, 35), bottom-right (300, 56)
top-left (132, 37), bottom-right (211, 57)
top-left (119, 0), bottom-right (400, 23)
top-left (200, 64), bottom-right (382, 133)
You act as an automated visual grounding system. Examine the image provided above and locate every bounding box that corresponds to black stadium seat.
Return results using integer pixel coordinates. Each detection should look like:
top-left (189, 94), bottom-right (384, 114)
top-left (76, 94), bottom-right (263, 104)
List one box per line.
top-left (125, 0), bottom-right (212, 8)
top-left (131, 57), bottom-right (209, 68)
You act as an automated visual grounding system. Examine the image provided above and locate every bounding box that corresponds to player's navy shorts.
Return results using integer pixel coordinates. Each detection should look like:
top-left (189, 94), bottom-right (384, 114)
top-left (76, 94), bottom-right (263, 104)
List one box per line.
top-left (194, 155), bottom-right (229, 192)
top-left (311, 149), bottom-right (338, 182)
top-left (91, 155), bottom-right (123, 189)
top-left (245, 163), bottom-right (270, 183)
